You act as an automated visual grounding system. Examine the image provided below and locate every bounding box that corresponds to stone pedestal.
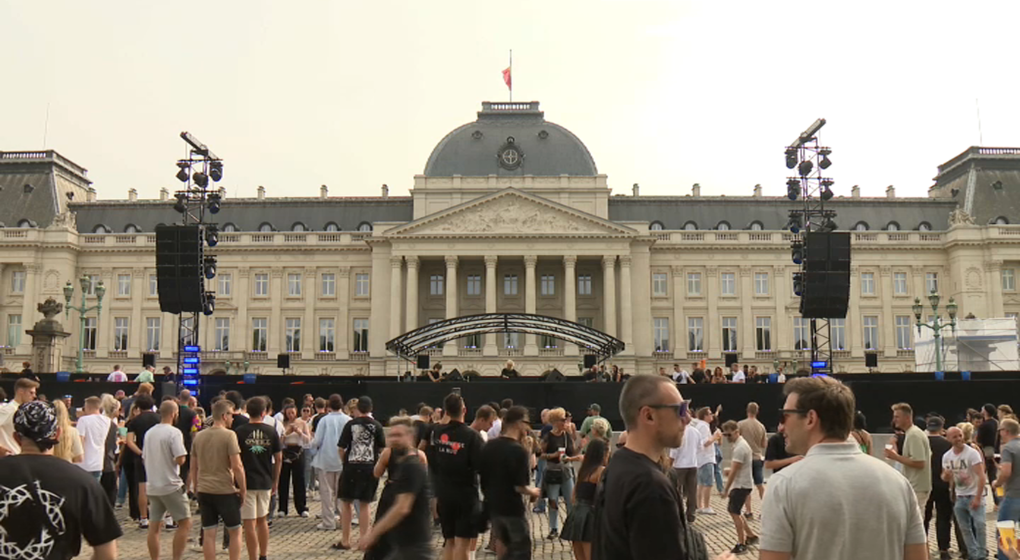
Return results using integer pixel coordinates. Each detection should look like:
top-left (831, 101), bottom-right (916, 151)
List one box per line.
top-left (27, 298), bottom-right (71, 373)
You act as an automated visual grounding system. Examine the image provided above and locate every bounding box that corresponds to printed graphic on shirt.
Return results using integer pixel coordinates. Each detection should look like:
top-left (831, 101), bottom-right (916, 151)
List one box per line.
top-left (945, 457), bottom-right (976, 486)
top-left (348, 424), bottom-right (377, 464)
top-left (435, 432), bottom-right (465, 455)
top-left (0, 481), bottom-right (66, 560)
top-left (245, 430), bottom-right (273, 455)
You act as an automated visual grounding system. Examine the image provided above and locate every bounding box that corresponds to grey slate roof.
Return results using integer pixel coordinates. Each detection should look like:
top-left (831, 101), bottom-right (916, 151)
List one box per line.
top-left (930, 147), bottom-right (1020, 225)
top-left (423, 102), bottom-right (598, 177)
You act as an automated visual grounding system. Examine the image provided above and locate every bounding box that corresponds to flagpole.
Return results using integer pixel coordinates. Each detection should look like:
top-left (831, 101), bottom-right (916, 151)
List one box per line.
top-left (509, 49), bottom-right (513, 102)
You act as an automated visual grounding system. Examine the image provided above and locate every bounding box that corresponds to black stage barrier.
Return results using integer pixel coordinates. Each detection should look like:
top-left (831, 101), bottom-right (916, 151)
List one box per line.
top-left (2, 375), bottom-right (1018, 433)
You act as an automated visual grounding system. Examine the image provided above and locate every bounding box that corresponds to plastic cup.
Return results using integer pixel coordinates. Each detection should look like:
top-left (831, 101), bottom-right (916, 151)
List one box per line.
top-left (996, 485), bottom-right (1006, 498)
top-left (997, 520), bottom-right (1016, 552)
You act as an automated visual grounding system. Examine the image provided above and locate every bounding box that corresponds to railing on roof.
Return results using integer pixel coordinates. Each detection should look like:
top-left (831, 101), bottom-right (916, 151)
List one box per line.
top-left (481, 101), bottom-right (540, 112)
top-left (649, 230), bottom-right (944, 245)
top-left (0, 150), bottom-right (88, 176)
top-left (938, 147), bottom-right (1020, 174)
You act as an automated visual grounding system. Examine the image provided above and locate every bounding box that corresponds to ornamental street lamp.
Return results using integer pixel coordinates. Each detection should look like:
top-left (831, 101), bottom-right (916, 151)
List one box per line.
top-left (64, 275), bottom-right (105, 374)
top-left (913, 290), bottom-right (958, 372)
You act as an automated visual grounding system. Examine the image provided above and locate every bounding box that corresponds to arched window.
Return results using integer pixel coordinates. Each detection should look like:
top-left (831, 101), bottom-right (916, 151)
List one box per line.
top-left (324, 222), bottom-right (340, 232)
top-left (993, 216), bottom-right (1009, 225)
top-left (93, 224), bottom-right (110, 233)
top-left (917, 222), bottom-right (932, 232)
top-left (291, 222), bottom-right (307, 232)
top-left (17, 219), bottom-right (34, 228)
top-left (683, 221), bottom-right (698, 231)
top-left (749, 221), bottom-right (764, 231)
top-left (222, 223), bottom-right (238, 232)
top-left (885, 222), bottom-right (899, 231)
top-left (124, 224), bottom-right (139, 233)
top-left (716, 221), bottom-right (731, 231)
top-left (854, 222), bottom-right (869, 231)
top-left (258, 223), bottom-right (274, 232)
top-left (357, 222), bottom-right (373, 232)
top-left (650, 221), bottom-right (665, 231)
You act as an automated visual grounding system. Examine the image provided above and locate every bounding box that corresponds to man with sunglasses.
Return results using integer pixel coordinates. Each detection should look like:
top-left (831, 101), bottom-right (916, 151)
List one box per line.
top-left (759, 376), bottom-right (926, 560)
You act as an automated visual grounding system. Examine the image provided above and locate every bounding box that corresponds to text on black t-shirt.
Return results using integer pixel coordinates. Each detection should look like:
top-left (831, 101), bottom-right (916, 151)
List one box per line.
top-left (427, 420), bottom-right (485, 499)
top-left (235, 422), bottom-right (283, 490)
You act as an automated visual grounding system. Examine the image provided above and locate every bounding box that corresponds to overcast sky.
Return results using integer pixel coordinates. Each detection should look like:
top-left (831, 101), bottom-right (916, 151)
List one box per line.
top-left (2, 1), bottom-right (1018, 202)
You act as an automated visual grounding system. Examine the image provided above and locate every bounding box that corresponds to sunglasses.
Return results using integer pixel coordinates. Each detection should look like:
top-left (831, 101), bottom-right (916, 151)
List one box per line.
top-left (779, 408), bottom-right (809, 419)
top-left (648, 400), bottom-right (691, 418)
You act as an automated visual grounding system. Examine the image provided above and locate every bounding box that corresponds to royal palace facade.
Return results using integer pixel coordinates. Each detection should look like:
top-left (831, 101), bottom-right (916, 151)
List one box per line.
top-left (1, 102), bottom-right (1019, 376)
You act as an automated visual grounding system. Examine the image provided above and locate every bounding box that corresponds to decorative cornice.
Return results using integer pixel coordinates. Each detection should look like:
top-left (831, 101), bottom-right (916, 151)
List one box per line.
top-left (984, 260), bottom-right (1003, 272)
top-left (484, 255), bottom-right (498, 268)
top-left (337, 266), bottom-right (351, 278)
top-left (602, 255), bottom-right (616, 269)
top-left (406, 256), bottom-right (420, 269)
top-left (390, 256), bottom-right (403, 268)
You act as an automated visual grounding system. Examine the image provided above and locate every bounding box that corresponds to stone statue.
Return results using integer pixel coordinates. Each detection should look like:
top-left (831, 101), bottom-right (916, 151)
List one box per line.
top-left (51, 210), bottom-right (77, 230)
top-left (949, 207), bottom-right (975, 226)
top-left (37, 297), bottom-right (63, 320)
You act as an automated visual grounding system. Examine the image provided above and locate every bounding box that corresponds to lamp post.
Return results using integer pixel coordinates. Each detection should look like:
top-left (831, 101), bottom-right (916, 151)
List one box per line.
top-left (913, 291), bottom-right (958, 372)
top-left (63, 275), bottom-right (105, 374)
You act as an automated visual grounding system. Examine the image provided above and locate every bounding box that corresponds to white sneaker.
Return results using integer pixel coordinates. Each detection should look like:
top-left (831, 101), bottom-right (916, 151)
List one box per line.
top-left (300, 512), bottom-right (310, 518)
top-left (316, 523), bottom-right (336, 531)
top-left (702, 507), bottom-right (716, 515)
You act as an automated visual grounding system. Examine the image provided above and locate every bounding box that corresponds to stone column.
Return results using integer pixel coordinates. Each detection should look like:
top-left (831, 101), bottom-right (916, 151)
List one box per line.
top-left (443, 256), bottom-right (459, 356)
top-left (986, 261), bottom-right (1005, 317)
top-left (369, 247), bottom-right (392, 370)
top-left (772, 266), bottom-right (789, 357)
top-left (619, 255), bottom-right (634, 353)
top-left (19, 265), bottom-right (38, 355)
top-left (563, 255), bottom-right (578, 356)
top-left (96, 269), bottom-right (112, 358)
top-left (268, 268), bottom-right (283, 355)
top-left (405, 256), bottom-right (419, 332)
top-left (336, 267), bottom-right (351, 360)
top-left (484, 256), bottom-right (498, 356)
top-left (524, 255), bottom-right (538, 355)
top-left (389, 257), bottom-right (403, 339)
top-left (848, 266), bottom-right (863, 357)
top-left (740, 266), bottom-right (755, 357)
top-left (303, 268), bottom-right (317, 358)
top-left (706, 267), bottom-right (720, 358)
top-left (880, 266), bottom-right (896, 358)
top-left (672, 266), bottom-right (686, 359)
top-left (236, 267), bottom-right (250, 356)
top-left (130, 268), bottom-right (144, 354)
top-left (602, 256), bottom-right (617, 338)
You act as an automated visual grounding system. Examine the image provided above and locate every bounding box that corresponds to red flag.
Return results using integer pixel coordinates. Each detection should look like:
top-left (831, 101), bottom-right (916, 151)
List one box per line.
top-left (502, 66), bottom-right (512, 90)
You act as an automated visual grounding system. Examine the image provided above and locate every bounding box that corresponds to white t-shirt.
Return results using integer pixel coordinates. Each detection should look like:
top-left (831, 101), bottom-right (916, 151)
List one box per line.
top-left (942, 445), bottom-right (984, 497)
top-left (107, 371), bottom-right (128, 382)
top-left (730, 437), bottom-right (755, 489)
top-left (670, 423), bottom-right (702, 469)
top-left (487, 419), bottom-right (502, 441)
top-left (76, 413), bottom-right (112, 472)
top-left (142, 423), bottom-right (188, 496)
top-left (731, 370), bottom-right (746, 383)
top-left (691, 419), bottom-right (716, 467)
top-left (0, 401), bottom-right (21, 455)
top-left (673, 369), bottom-right (691, 384)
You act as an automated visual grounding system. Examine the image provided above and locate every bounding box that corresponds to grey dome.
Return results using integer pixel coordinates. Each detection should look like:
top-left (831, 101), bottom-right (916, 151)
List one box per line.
top-left (423, 102), bottom-right (598, 177)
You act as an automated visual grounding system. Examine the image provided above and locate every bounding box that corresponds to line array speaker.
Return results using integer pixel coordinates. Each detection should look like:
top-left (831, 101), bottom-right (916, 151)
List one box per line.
top-left (583, 355), bottom-right (597, 369)
top-left (799, 231), bottom-right (851, 319)
top-left (156, 225), bottom-right (205, 314)
top-left (416, 354), bottom-right (430, 370)
top-left (277, 353), bottom-right (290, 369)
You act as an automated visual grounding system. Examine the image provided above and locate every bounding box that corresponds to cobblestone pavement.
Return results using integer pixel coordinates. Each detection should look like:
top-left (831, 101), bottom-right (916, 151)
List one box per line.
top-left (78, 488), bottom-right (1002, 559)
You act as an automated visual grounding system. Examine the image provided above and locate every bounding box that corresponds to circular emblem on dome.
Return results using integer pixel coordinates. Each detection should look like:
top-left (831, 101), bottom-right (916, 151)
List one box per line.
top-left (497, 137), bottom-right (523, 171)
top-left (538, 130), bottom-right (549, 139)
top-left (472, 130), bottom-right (483, 140)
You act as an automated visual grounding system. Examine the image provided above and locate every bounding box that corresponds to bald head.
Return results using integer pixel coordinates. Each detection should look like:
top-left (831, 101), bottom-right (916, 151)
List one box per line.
top-left (159, 400), bottom-right (179, 421)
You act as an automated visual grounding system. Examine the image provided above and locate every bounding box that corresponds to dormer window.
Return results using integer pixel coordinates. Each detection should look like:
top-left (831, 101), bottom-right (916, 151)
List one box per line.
top-left (854, 222), bottom-right (869, 231)
top-left (683, 221), bottom-right (698, 231)
top-left (324, 222), bottom-right (340, 232)
top-left (716, 221), bottom-right (731, 231)
top-left (292, 222), bottom-right (307, 232)
top-left (222, 223), bottom-right (238, 232)
top-left (918, 222), bottom-right (932, 231)
top-left (886, 222), bottom-right (899, 231)
top-left (749, 221), bottom-right (763, 231)
top-left (650, 221), bottom-right (665, 231)
top-left (357, 222), bottom-right (373, 232)
top-left (258, 223), bottom-right (274, 232)
top-left (993, 216), bottom-right (1009, 225)
top-left (124, 224), bottom-right (139, 233)
top-left (93, 224), bottom-right (110, 233)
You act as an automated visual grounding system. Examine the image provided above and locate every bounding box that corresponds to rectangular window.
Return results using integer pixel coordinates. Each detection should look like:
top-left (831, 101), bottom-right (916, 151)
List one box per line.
top-left (721, 273), bottom-right (736, 296)
top-left (504, 274), bottom-right (518, 296)
top-left (7, 314), bottom-right (21, 347)
top-left (149, 274), bottom-right (158, 296)
top-left (288, 273), bottom-right (302, 296)
top-left (466, 275), bottom-right (481, 296)
top-left (578, 274), bottom-right (592, 296)
top-left (653, 318), bottom-right (670, 352)
top-left (465, 333), bottom-right (482, 348)
top-left (218, 274), bottom-right (232, 297)
top-left (861, 272), bottom-right (875, 295)
top-left (502, 332), bottom-right (520, 349)
top-left (356, 273), bottom-right (370, 297)
top-left (285, 318), bottom-right (301, 352)
top-left (117, 274), bottom-right (131, 296)
top-left (353, 318), bottom-right (369, 352)
top-left (863, 316), bottom-right (879, 350)
top-left (1003, 269), bottom-right (1016, 292)
top-left (793, 317), bottom-right (811, 350)
top-left (754, 273), bottom-right (769, 296)
top-left (321, 273), bottom-right (336, 296)
top-left (926, 272), bottom-right (939, 294)
top-left (895, 315), bottom-right (912, 350)
top-left (145, 317), bottom-right (161, 351)
top-left (254, 273), bottom-right (269, 296)
top-left (652, 273), bottom-right (668, 297)
top-left (430, 274), bottom-right (444, 296)
top-left (722, 317), bottom-right (737, 352)
top-left (830, 318), bottom-right (846, 350)
top-left (893, 272), bottom-right (908, 295)
top-left (251, 318), bottom-right (268, 351)
top-left (540, 274), bottom-right (555, 296)
top-left (687, 273), bottom-right (701, 296)
top-left (755, 317), bottom-right (772, 351)
top-left (86, 274), bottom-right (99, 296)
top-left (578, 317), bottom-right (594, 329)
top-left (687, 317), bottom-right (704, 352)
top-left (319, 318), bottom-right (335, 352)
top-left (83, 317), bottom-right (97, 350)
top-left (540, 334), bottom-right (557, 348)
top-left (214, 318), bottom-right (230, 351)
top-left (11, 271), bottom-right (26, 294)
top-left (113, 317), bottom-right (129, 351)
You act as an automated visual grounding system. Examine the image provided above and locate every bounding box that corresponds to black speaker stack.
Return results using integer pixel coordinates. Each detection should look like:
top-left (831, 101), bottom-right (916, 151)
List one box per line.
top-left (799, 231), bottom-right (851, 319)
top-left (156, 225), bottom-right (205, 314)
top-left (583, 354), bottom-right (597, 369)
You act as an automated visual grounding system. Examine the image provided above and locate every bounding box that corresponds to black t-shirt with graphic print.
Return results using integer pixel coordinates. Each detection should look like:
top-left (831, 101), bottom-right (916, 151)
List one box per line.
top-left (338, 416), bottom-right (385, 467)
top-left (235, 422), bottom-right (282, 490)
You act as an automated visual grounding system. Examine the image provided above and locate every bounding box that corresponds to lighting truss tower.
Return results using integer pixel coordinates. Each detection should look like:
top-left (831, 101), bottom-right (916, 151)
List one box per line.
top-left (172, 132), bottom-right (223, 387)
top-left (785, 119), bottom-right (837, 374)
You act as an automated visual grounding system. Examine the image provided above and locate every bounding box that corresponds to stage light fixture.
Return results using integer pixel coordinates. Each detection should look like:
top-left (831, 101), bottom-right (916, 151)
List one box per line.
top-left (820, 180), bottom-right (834, 201)
top-left (205, 225), bottom-right (219, 247)
top-left (209, 161), bottom-right (223, 182)
top-left (208, 193), bottom-right (221, 214)
top-left (791, 242), bottom-right (804, 265)
top-left (202, 292), bottom-right (216, 316)
top-left (787, 179), bottom-right (800, 201)
top-left (193, 171), bottom-right (209, 188)
top-left (798, 160), bottom-right (813, 177)
top-left (787, 214), bottom-right (802, 234)
top-left (203, 256), bottom-right (217, 279)
top-left (818, 217), bottom-right (838, 233)
top-left (785, 148), bottom-right (798, 169)
top-left (176, 168), bottom-right (189, 183)
top-left (819, 148), bottom-right (832, 170)
top-left (173, 193), bottom-right (187, 213)
top-left (792, 272), bottom-right (804, 297)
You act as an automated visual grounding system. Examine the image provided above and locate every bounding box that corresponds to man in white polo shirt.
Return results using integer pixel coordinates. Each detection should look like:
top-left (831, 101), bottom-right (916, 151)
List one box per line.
top-left (669, 411), bottom-right (702, 523)
top-left (760, 376), bottom-right (927, 560)
top-left (76, 396), bottom-right (112, 481)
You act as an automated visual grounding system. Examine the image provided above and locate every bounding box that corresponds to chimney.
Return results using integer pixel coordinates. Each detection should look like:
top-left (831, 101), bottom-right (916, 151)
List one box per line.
top-left (87, 187), bottom-right (97, 202)
top-left (257, 185), bottom-right (265, 200)
top-left (692, 183), bottom-right (701, 197)
top-left (159, 187), bottom-right (169, 201)
top-left (851, 185), bottom-right (860, 198)
top-left (753, 183), bottom-right (762, 197)
top-left (218, 186), bottom-right (226, 198)
top-left (632, 183), bottom-right (640, 197)
top-left (320, 184), bottom-right (328, 199)
top-left (886, 185), bottom-right (896, 198)
top-left (128, 188), bottom-right (137, 202)
top-left (381, 184), bottom-right (389, 198)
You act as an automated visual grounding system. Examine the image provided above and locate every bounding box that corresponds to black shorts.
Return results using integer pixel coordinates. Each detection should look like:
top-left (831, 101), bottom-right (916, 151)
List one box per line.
top-left (727, 488), bottom-right (752, 515)
top-left (339, 465), bottom-right (379, 503)
top-left (437, 495), bottom-right (479, 540)
top-left (134, 456), bottom-right (148, 484)
top-left (198, 492), bottom-right (242, 530)
top-left (490, 515), bottom-right (531, 560)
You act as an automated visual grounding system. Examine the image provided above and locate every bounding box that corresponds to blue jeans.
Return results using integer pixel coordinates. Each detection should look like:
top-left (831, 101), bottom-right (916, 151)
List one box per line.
top-left (545, 470), bottom-right (574, 532)
top-left (713, 445), bottom-right (724, 492)
top-left (533, 458), bottom-right (547, 512)
top-left (954, 495), bottom-right (987, 560)
top-left (998, 496), bottom-right (1020, 560)
top-left (117, 467), bottom-right (128, 505)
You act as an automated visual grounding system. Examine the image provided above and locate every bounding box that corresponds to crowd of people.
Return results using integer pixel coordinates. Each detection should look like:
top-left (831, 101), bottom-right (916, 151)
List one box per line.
top-left (2, 373), bottom-right (1020, 560)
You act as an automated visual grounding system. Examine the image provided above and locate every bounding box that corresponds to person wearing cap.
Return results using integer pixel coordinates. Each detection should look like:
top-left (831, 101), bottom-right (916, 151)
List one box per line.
top-left (0, 400), bottom-right (123, 560)
top-left (579, 403), bottom-right (603, 442)
top-left (924, 415), bottom-right (955, 560)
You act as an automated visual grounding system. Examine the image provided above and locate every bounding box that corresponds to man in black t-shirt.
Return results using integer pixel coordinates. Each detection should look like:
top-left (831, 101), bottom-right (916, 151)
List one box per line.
top-left (337, 396), bottom-right (385, 550)
top-left (426, 392), bottom-right (485, 560)
top-left (1, 400), bottom-right (123, 560)
top-left (977, 403), bottom-right (1000, 505)
top-left (358, 417), bottom-right (433, 560)
top-left (175, 390), bottom-right (198, 487)
top-left (126, 394), bottom-right (159, 529)
top-left (235, 397), bottom-right (282, 560)
top-left (481, 406), bottom-right (540, 559)
top-left (924, 416), bottom-right (955, 557)
top-left (763, 420), bottom-right (801, 473)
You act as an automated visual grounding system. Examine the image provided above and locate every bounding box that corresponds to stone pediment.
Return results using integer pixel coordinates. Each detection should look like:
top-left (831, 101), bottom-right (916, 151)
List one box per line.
top-left (387, 189), bottom-right (635, 237)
